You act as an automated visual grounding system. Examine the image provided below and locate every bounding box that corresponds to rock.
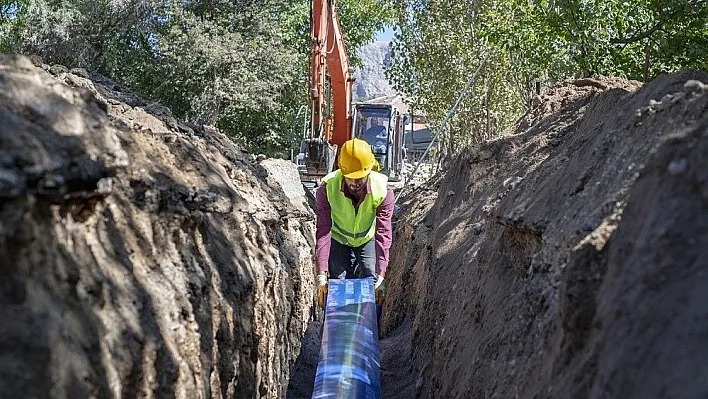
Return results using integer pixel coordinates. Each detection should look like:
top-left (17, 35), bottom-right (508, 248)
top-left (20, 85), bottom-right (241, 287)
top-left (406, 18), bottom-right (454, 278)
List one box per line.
top-left (683, 79), bottom-right (706, 93)
top-left (258, 159), bottom-right (312, 214)
top-left (49, 63), bottom-right (69, 75)
top-left (503, 176), bottom-right (524, 189)
top-left (667, 159), bottom-right (688, 175)
top-left (571, 78), bottom-right (608, 90)
top-left (27, 54), bottom-right (44, 66)
top-left (532, 95), bottom-right (542, 108)
top-left (659, 94), bottom-right (674, 110)
top-left (70, 68), bottom-right (90, 78)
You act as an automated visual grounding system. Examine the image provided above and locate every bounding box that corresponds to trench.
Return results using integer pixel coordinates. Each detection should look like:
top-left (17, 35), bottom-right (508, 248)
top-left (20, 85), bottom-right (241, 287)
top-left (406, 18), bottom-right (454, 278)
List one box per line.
top-left (5, 55), bottom-right (708, 399)
top-left (284, 210), bottom-right (420, 399)
top-left (285, 309), bottom-right (417, 399)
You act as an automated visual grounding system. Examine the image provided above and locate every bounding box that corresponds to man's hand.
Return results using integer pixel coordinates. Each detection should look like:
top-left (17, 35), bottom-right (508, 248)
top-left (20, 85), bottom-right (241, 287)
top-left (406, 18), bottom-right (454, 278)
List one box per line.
top-left (316, 273), bottom-right (328, 308)
top-left (374, 274), bottom-right (386, 305)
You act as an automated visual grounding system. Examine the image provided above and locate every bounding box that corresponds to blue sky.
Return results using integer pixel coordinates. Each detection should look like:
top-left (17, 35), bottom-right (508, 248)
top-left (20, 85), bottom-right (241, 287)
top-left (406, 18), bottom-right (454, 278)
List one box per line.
top-left (375, 26), bottom-right (395, 42)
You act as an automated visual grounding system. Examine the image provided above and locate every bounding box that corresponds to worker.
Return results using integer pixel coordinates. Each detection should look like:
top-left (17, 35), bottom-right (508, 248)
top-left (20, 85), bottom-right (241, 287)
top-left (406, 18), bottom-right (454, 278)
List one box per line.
top-left (315, 138), bottom-right (394, 308)
top-left (364, 117), bottom-right (387, 143)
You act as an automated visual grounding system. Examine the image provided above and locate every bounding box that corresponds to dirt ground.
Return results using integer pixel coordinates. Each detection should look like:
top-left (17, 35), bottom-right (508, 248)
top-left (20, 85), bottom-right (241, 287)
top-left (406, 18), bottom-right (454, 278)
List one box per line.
top-left (2, 51), bottom-right (707, 399)
top-left (0, 55), bottom-right (316, 399)
top-left (381, 71), bottom-right (708, 398)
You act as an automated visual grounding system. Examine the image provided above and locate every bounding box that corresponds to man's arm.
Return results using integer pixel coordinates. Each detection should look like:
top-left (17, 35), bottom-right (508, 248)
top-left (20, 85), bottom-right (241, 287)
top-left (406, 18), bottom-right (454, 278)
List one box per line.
top-left (314, 184), bottom-right (332, 274)
top-left (374, 188), bottom-right (395, 276)
top-left (375, 126), bottom-right (388, 139)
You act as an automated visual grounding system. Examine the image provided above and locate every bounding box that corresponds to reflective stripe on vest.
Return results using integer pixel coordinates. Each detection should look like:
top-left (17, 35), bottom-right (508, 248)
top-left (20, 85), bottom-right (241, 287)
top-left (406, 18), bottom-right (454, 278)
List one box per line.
top-left (323, 170), bottom-right (388, 247)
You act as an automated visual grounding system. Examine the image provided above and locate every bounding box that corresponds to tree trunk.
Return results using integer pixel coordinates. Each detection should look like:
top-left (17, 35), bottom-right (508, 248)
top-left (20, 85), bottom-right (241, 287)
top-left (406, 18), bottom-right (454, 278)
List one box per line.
top-left (643, 40), bottom-right (651, 82)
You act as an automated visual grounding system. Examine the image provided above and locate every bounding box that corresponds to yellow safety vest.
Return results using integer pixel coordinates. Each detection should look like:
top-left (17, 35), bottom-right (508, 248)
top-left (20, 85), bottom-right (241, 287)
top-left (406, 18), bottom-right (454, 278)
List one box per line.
top-left (323, 170), bottom-right (388, 247)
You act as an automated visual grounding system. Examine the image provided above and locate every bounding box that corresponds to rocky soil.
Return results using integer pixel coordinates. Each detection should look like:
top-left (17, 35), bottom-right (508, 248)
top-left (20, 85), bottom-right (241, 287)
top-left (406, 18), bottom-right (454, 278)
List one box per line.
top-left (2, 51), bottom-right (707, 399)
top-left (382, 72), bottom-right (708, 398)
top-left (0, 55), bottom-right (316, 399)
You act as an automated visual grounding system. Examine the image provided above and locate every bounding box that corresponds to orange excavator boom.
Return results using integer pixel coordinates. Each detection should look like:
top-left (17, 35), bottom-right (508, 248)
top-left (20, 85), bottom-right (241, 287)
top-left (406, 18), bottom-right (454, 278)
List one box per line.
top-left (309, 0), bottom-right (355, 149)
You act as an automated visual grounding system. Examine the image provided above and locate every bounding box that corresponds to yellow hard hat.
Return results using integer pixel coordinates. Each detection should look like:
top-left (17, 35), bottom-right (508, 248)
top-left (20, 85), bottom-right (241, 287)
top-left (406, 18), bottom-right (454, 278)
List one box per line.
top-left (338, 138), bottom-right (376, 179)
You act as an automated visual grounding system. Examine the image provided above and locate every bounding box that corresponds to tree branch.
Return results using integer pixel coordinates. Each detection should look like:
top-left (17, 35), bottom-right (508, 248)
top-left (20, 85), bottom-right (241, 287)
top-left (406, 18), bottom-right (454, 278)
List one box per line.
top-left (611, 21), bottom-right (664, 44)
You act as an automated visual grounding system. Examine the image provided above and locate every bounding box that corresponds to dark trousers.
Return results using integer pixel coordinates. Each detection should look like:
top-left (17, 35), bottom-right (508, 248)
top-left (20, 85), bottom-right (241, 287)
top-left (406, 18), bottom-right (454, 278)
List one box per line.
top-left (328, 238), bottom-right (376, 279)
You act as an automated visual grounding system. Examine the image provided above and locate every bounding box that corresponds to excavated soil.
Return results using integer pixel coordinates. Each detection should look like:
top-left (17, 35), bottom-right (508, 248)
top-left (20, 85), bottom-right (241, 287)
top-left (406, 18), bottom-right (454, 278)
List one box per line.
top-left (382, 72), bottom-right (708, 398)
top-left (0, 55), bottom-right (316, 399)
top-left (2, 51), bottom-right (707, 399)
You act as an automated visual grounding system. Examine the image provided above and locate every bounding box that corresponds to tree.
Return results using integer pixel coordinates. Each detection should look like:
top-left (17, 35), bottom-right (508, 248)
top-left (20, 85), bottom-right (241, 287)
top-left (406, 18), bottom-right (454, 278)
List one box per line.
top-left (0, 0), bottom-right (393, 155)
top-left (386, 0), bottom-right (708, 155)
top-left (0, 0), bottom-right (28, 52)
top-left (542, 0), bottom-right (708, 79)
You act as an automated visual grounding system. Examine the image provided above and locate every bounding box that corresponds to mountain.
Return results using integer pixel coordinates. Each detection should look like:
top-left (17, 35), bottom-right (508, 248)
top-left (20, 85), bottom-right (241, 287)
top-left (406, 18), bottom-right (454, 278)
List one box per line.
top-left (353, 41), bottom-right (397, 100)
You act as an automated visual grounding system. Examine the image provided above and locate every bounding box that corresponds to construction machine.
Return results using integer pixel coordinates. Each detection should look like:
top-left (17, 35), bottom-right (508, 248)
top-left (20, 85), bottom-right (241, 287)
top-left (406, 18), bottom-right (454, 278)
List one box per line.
top-left (403, 112), bottom-right (436, 162)
top-left (352, 98), bottom-right (406, 182)
top-left (294, 0), bottom-right (406, 187)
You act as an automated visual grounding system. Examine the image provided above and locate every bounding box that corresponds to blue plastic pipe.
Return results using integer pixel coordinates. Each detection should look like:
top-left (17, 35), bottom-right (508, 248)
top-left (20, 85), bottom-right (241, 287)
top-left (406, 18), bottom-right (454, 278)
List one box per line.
top-left (312, 278), bottom-right (381, 399)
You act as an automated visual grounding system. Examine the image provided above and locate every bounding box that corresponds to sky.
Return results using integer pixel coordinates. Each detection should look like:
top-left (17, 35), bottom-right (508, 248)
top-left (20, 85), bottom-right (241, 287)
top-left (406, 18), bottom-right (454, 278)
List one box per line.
top-left (374, 26), bottom-right (395, 42)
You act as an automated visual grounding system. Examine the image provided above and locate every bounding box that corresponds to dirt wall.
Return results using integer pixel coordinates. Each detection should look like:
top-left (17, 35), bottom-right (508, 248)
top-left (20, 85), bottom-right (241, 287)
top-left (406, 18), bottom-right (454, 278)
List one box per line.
top-left (0, 55), bottom-right (315, 399)
top-left (383, 72), bottom-right (708, 398)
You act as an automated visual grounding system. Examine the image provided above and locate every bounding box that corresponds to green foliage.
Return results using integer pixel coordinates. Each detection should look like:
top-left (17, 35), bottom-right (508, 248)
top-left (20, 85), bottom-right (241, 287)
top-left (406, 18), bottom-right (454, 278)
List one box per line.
top-left (338, 0), bottom-right (394, 65)
top-left (387, 0), bottom-right (708, 153)
top-left (387, 0), bottom-right (529, 149)
top-left (132, 1), bottom-right (304, 155)
top-left (0, 0), bottom-right (27, 52)
top-left (543, 0), bottom-right (708, 78)
top-left (0, 0), bottom-right (391, 156)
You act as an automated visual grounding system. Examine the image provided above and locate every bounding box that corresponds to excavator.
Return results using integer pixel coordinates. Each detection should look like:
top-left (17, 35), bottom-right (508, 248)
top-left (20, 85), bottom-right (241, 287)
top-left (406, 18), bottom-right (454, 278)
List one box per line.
top-left (294, 0), bottom-right (406, 192)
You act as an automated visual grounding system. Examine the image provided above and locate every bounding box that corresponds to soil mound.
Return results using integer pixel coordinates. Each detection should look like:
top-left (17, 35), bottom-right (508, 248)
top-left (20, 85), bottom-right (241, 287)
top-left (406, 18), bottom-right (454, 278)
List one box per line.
top-left (383, 72), bottom-right (708, 398)
top-left (0, 55), bottom-right (315, 399)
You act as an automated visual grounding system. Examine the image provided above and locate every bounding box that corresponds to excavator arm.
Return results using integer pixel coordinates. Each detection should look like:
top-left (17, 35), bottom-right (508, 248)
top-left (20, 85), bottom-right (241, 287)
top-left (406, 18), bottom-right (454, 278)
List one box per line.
top-left (303, 0), bottom-right (355, 180)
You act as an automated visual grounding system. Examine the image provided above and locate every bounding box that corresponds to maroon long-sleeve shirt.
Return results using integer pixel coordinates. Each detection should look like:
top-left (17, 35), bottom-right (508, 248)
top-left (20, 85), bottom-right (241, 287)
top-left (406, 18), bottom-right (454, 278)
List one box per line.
top-left (315, 179), bottom-right (394, 275)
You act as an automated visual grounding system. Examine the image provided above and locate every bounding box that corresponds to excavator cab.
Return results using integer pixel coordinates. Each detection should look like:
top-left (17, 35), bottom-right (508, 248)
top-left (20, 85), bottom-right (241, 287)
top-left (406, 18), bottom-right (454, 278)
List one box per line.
top-left (352, 103), bottom-right (406, 182)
